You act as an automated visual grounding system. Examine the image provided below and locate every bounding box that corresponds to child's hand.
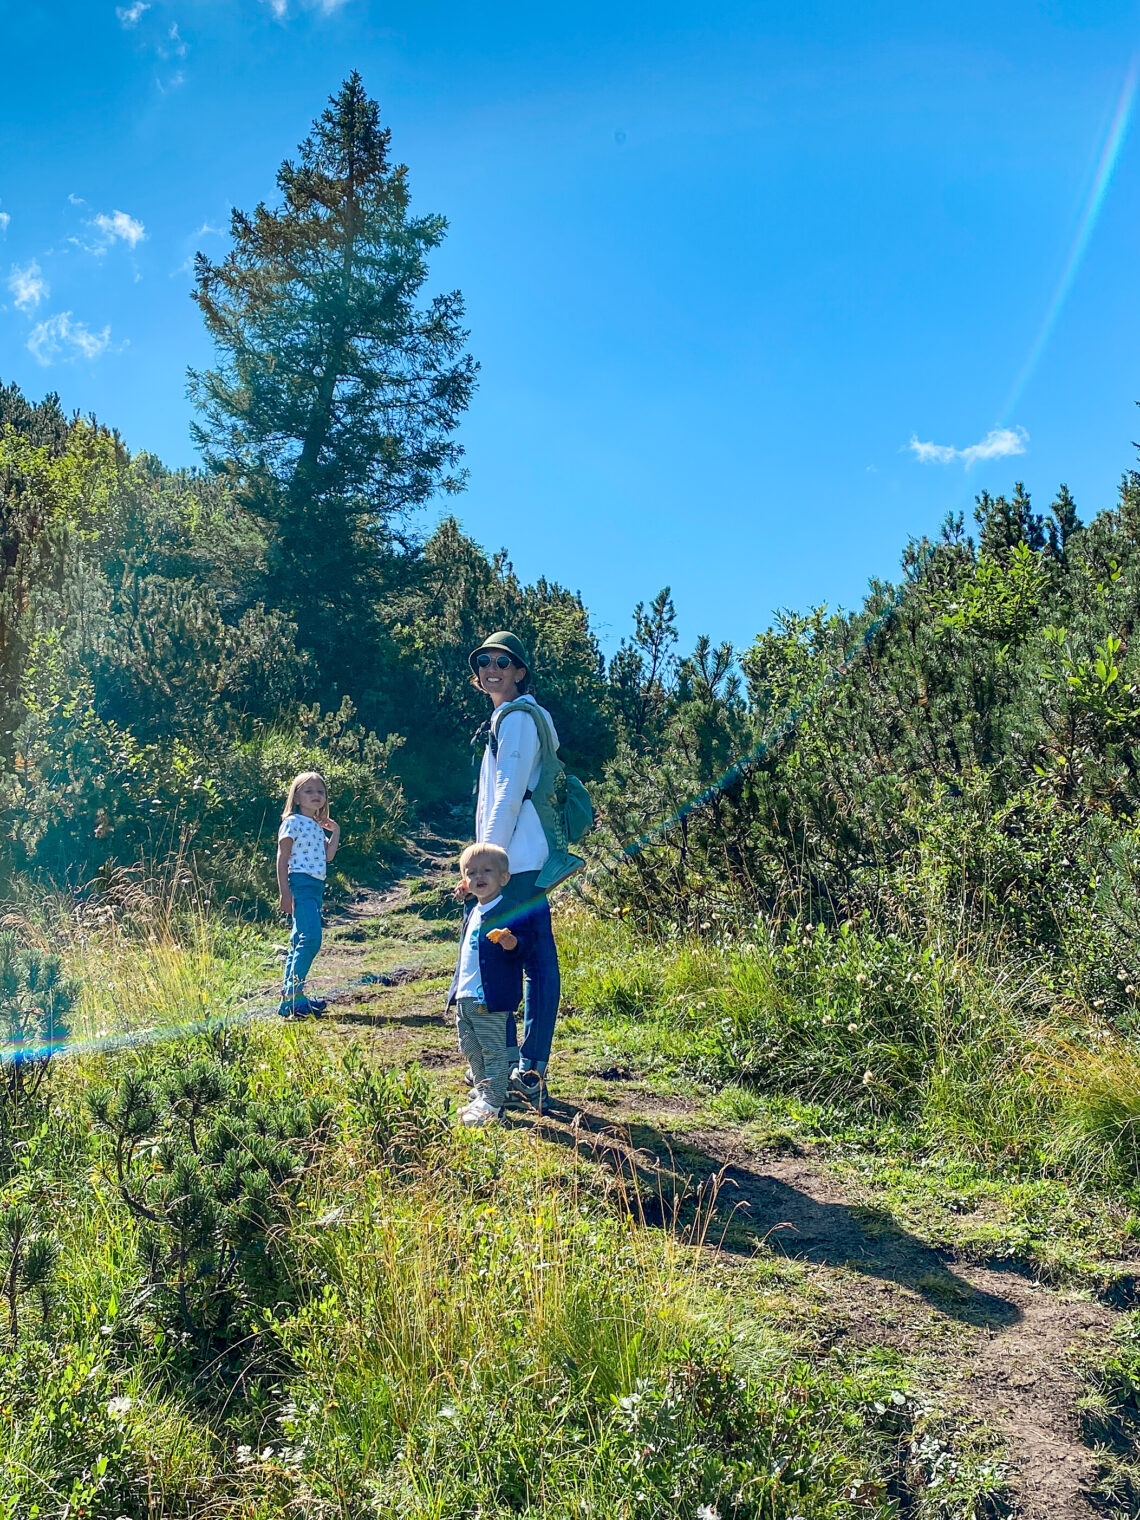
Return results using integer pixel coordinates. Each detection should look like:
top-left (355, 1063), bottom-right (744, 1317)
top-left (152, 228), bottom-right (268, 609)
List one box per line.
top-left (487, 928), bottom-right (517, 950)
top-left (321, 816), bottom-right (340, 838)
top-left (279, 890), bottom-right (294, 917)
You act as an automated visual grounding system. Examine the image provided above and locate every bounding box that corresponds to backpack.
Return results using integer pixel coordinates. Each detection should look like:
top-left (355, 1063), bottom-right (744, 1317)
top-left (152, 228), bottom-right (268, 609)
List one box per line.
top-left (484, 699), bottom-right (595, 888)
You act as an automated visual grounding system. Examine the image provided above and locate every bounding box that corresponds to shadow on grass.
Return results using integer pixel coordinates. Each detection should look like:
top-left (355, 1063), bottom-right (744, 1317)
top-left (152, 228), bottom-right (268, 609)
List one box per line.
top-left (534, 1100), bottom-right (1021, 1330)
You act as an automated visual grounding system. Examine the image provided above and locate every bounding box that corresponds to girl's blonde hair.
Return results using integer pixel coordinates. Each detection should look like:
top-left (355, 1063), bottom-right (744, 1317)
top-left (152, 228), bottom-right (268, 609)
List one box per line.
top-left (282, 770), bottom-right (329, 821)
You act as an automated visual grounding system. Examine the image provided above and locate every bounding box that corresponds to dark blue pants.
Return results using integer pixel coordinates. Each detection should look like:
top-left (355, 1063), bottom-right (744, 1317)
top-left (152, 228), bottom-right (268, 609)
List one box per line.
top-left (500, 869), bottom-right (560, 1071)
top-left (282, 872), bottom-right (324, 997)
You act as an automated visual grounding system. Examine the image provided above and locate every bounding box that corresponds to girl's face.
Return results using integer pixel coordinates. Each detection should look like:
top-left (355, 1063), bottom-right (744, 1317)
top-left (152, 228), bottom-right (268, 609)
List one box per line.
top-left (296, 778), bottom-right (328, 820)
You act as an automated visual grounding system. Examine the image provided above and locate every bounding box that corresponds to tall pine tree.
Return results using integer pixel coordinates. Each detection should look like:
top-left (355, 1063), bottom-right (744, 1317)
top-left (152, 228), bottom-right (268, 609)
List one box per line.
top-left (189, 74), bottom-right (477, 692)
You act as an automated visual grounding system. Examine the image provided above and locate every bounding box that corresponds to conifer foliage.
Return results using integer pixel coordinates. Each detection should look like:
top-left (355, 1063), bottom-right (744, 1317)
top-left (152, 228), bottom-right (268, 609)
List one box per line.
top-left (189, 73), bottom-right (478, 676)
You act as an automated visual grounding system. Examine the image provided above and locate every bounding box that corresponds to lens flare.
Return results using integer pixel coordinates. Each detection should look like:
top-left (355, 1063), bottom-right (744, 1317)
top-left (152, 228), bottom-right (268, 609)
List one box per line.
top-left (1001, 55), bottom-right (1139, 419)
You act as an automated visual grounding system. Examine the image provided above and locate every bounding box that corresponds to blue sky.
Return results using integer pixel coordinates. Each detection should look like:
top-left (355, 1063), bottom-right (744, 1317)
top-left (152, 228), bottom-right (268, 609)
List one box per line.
top-left (2, 1), bottom-right (1138, 654)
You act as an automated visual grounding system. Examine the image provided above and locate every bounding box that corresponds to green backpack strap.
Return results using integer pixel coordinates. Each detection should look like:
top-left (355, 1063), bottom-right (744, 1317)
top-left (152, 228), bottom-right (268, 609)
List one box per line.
top-left (486, 701), bottom-right (589, 888)
top-left (488, 699), bottom-right (558, 764)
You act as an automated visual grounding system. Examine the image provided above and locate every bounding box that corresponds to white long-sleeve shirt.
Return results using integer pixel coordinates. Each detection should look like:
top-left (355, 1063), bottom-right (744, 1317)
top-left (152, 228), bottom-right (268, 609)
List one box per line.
top-left (475, 697), bottom-right (555, 874)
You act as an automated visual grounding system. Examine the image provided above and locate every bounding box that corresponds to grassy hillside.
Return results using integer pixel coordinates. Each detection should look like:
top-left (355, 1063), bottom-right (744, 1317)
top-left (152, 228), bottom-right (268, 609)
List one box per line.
top-left (0, 850), bottom-right (1134, 1519)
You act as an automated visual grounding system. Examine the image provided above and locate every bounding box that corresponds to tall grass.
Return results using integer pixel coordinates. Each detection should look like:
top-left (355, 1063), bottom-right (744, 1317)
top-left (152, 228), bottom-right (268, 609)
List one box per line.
top-left (557, 904), bottom-right (1140, 1189)
top-left (14, 862), bottom-right (266, 1045)
top-left (1035, 1029), bottom-right (1140, 1186)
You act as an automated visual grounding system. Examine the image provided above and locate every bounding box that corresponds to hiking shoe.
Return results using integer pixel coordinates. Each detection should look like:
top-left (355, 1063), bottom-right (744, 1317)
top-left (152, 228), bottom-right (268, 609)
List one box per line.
top-left (459, 1095), bottom-right (503, 1127)
top-left (307, 996), bottom-right (327, 1016)
top-left (509, 1067), bottom-right (546, 1110)
top-left (278, 996), bottom-right (313, 1020)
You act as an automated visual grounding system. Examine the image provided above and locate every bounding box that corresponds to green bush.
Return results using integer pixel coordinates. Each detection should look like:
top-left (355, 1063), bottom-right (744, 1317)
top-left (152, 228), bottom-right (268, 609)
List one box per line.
top-left (88, 1032), bottom-right (332, 1364)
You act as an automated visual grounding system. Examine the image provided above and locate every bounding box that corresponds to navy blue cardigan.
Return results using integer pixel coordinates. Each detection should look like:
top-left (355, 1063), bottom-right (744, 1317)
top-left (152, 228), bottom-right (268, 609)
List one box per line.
top-left (447, 897), bottom-right (532, 1012)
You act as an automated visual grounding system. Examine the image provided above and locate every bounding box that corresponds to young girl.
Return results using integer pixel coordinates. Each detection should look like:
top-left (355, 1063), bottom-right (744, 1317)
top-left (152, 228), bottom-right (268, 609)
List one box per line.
top-left (277, 770), bottom-right (340, 1019)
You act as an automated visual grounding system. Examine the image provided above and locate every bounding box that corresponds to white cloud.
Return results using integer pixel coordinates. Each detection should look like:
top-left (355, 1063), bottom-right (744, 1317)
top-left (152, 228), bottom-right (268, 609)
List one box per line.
top-left (91, 209), bottom-right (147, 248)
top-left (8, 261), bottom-right (48, 312)
top-left (0, 212), bottom-right (9, 237)
top-left (116, 2), bottom-right (149, 25)
top-left (27, 312), bottom-right (112, 365)
top-left (159, 22), bottom-right (187, 58)
top-left (907, 426), bottom-right (1028, 469)
top-left (263, 0), bottom-right (351, 17)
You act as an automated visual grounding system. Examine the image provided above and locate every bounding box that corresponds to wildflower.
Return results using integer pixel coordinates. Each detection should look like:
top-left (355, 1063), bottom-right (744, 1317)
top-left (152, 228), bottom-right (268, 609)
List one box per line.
top-left (1129, 986), bottom-right (1137, 996)
top-left (822, 1014), bottom-right (833, 1025)
top-left (862, 1070), bottom-right (873, 1085)
top-left (106, 1395), bottom-right (132, 1418)
top-left (847, 1022), bottom-right (858, 1033)
top-left (697, 1507), bottom-right (721, 1520)
top-left (855, 972), bottom-right (866, 984)
top-left (1093, 999), bottom-right (1105, 1008)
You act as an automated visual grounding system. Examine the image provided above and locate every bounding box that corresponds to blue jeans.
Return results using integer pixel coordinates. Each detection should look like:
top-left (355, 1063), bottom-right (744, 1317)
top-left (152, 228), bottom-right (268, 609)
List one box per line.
top-left (501, 870), bottom-right (560, 1071)
top-left (283, 873), bottom-right (324, 998)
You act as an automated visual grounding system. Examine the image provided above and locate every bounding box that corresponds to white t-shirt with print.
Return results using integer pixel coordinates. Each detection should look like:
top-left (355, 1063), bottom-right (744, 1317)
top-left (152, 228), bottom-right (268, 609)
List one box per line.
top-left (278, 813), bottom-right (328, 881)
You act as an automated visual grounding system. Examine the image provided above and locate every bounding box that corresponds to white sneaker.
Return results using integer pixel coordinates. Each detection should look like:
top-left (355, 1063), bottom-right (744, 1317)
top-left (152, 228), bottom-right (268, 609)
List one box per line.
top-left (460, 1095), bottom-right (503, 1127)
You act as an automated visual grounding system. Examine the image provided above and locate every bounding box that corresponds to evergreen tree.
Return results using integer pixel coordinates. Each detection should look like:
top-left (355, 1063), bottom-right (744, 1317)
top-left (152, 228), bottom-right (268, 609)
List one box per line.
top-left (608, 588), bottom-right (678, 750)
top-left (974, 482), bottom-right (1046, 558)
top-left (189, 74), bottom-right (478, 688)
top-left (1047, 483), bottom-right (1082, 561)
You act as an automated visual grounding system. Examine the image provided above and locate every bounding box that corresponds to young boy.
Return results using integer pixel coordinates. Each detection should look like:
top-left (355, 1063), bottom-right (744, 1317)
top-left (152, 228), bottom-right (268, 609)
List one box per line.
top-left (448, 843), bottom-right (530, 1126)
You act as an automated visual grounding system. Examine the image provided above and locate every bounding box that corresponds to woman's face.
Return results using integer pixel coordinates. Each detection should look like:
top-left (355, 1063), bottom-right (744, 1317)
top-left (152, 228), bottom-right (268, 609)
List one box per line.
top-left (476, 654), bottom-right (526, 706)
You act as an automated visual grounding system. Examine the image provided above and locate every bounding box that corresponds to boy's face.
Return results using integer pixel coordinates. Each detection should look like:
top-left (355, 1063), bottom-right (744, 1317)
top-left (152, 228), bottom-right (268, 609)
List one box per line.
top-left (463, 856), bottom-right (510, 903)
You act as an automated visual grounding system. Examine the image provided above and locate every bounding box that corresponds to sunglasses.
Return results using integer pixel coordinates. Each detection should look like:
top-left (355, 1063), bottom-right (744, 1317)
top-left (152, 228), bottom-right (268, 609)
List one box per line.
top-left (476, 653), bottom-right (516, 669)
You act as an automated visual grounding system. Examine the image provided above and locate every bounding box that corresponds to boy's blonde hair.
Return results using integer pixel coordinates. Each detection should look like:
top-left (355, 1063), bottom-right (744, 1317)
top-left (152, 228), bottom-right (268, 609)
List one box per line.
top-left (282, 770), bottom-right (329, 821)
top-left (459, 842), bottom-right (510, 878)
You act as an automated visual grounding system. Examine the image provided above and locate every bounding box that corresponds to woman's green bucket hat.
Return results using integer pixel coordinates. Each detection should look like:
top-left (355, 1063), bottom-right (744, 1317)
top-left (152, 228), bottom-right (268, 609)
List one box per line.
top-left (468, 631), bottom-right (532, 673)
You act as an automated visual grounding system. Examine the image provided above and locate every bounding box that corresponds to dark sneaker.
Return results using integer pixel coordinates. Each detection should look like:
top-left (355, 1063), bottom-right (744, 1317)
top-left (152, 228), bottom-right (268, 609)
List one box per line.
top-left (278, 996), bottom-right (313, 1020)
top-left (307, 996), bottom-right (328, 1016)
top-left (509, 1067), bottom-right (546, 1110)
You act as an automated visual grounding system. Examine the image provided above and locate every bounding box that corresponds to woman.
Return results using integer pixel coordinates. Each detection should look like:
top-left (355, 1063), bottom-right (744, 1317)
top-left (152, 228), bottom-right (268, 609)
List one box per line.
top-left (468, 630), bottom-right (561, 1106)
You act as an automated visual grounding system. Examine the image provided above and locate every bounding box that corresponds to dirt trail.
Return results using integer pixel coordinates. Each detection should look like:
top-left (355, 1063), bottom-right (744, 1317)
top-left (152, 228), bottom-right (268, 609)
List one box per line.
top-left (298, 838), bottom-right (1117, 1520)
